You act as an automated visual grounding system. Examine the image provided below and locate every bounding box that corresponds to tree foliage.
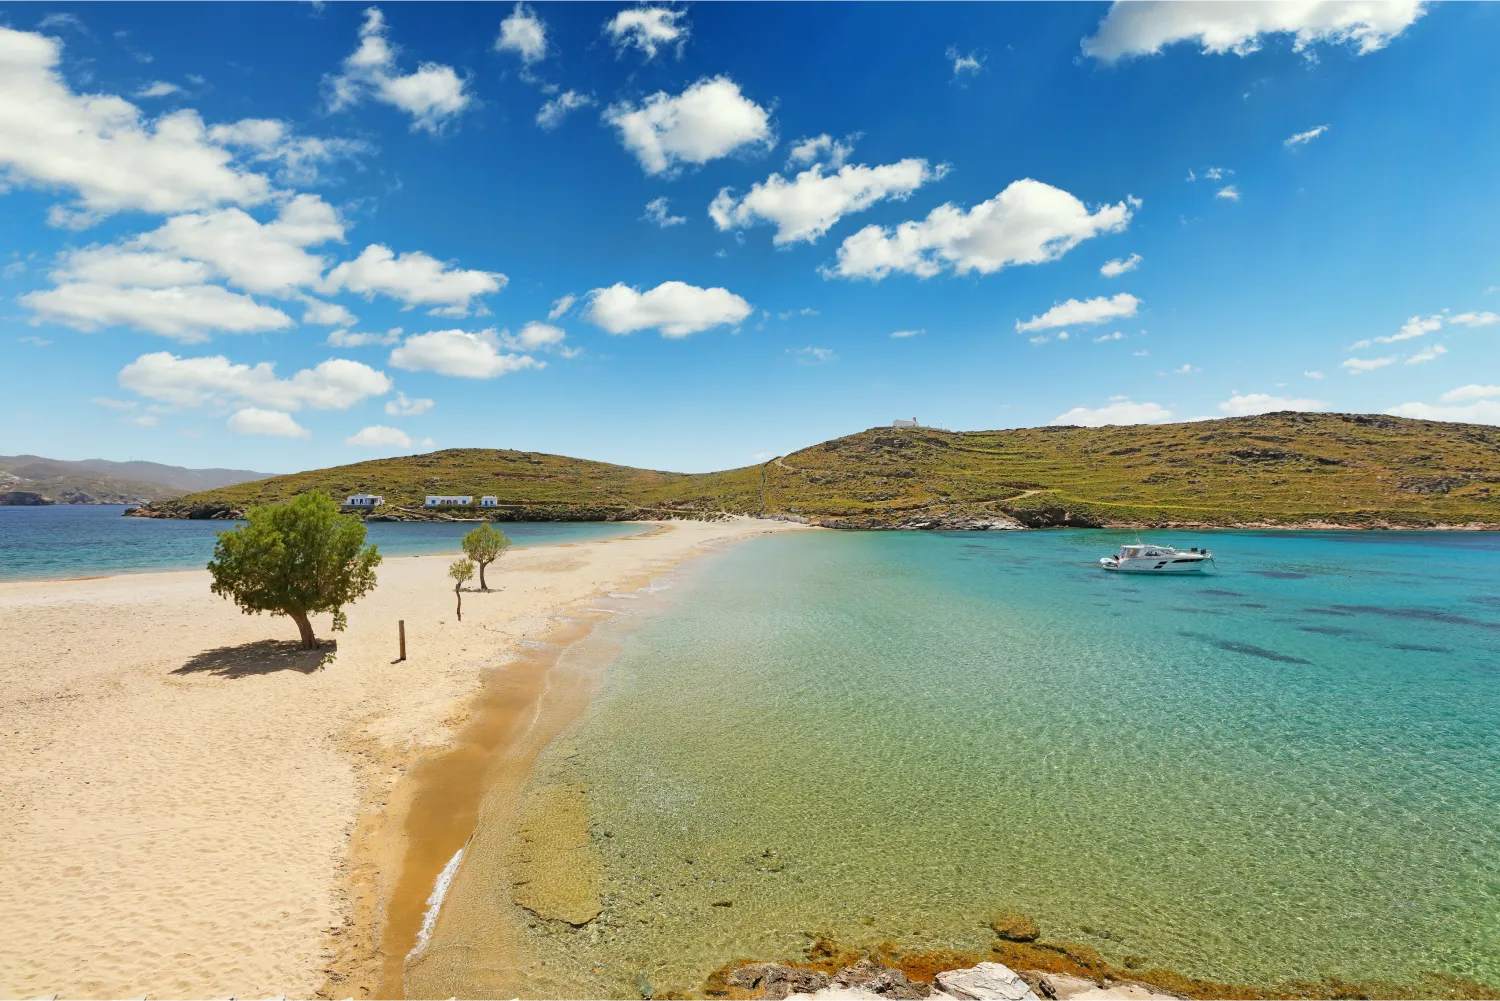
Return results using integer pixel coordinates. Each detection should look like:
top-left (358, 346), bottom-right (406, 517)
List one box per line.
top-left (461, 523), bottom-right (512, 590)
top-left (448, 558), bottom-right (475, 621)
top-left (207, 491), bottom-right (381, 650)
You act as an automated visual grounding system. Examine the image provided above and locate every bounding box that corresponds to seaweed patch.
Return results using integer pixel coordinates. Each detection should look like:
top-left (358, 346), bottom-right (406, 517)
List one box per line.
top-left (1179, 631), bottom-right (1312, 664)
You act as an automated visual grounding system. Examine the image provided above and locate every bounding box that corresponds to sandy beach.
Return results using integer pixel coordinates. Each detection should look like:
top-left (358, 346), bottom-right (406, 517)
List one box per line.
top-left (0, 517), bottom-right (798, 1000)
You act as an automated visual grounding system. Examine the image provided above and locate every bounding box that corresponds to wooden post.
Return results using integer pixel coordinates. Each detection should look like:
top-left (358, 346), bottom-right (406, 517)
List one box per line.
top-left (398, 620), bottom-right (406, 661)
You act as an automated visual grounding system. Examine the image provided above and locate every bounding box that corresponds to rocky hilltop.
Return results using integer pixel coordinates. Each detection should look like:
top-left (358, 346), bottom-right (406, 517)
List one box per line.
top-left (129, 413), bottom-right (1500, 530)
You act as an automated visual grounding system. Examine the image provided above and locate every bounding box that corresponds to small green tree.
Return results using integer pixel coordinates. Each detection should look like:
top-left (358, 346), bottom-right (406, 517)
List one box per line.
top-left (207, 492), bottom-right (381, 650)
top-left (461, 523), bottom-right (512, 591)
top-left (448, 558), bottom-right (475, 621)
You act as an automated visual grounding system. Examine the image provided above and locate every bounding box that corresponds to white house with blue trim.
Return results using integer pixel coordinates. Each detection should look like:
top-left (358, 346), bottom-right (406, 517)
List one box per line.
top-left (424, 495), bottom-right (473, 507)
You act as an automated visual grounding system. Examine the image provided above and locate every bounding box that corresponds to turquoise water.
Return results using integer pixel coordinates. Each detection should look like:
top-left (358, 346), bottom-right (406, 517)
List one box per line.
top-left (508, 529), bottom-right (1500, 997)
top-left (0, 505), bottom-right (649, 581)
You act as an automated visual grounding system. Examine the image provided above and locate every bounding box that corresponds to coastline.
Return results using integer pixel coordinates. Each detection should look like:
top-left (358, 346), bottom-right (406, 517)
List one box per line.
top-left (0, 517), bottom-right (802, 999)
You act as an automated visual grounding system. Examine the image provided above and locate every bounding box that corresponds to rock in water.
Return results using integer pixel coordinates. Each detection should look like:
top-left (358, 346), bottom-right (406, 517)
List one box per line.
top-left (506, 784), bottom-right (603, 925)
top-left (934, 962), bottom-right (1040, 1001)
top-left (989, 912), bottom-right (1040, 942)
top-left (727, 963), bottom-right (832, 1000)
top-left (831, 959), bottom-right (930, 999)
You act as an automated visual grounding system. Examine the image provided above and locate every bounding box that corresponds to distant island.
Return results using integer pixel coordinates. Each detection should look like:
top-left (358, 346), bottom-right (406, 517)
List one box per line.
top-left (128, 412), bottom-right (1500, 530)
top-left (0, 455), bottom-right (271, 506)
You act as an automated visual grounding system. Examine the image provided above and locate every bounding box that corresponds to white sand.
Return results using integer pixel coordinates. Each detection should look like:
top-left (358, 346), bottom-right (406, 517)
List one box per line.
top-left (0, 517), bottom-right (797, 1000)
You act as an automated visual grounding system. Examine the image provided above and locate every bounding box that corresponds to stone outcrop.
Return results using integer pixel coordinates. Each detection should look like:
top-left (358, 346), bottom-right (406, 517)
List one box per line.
top-left (0, 490), bottom-right (52, 505)
top-left (934, 962), bottom-right (1040, 1001)
top-left (728, 963), bottom-right (833, 1000)
top-left (505, 784), bottom-right (603, 926)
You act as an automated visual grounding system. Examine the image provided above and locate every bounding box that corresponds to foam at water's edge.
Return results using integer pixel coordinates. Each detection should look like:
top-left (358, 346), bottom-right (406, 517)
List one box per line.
top-left (406, 847), bottom-right (465, 963)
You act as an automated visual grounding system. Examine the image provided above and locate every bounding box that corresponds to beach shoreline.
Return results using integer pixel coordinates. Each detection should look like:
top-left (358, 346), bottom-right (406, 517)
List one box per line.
top-left (0, 516), bottom-right (802, 1000)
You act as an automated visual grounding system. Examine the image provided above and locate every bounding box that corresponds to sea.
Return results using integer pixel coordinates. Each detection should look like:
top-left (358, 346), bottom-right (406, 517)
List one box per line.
top-left (0, 504), bottom-right (650, 581)
top-left (429, 527), bottom-right (1500, 998)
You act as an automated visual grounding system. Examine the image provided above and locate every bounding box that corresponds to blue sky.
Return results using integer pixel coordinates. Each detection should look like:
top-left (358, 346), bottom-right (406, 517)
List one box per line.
top-left (2, 1), bottom-right (1497, 474)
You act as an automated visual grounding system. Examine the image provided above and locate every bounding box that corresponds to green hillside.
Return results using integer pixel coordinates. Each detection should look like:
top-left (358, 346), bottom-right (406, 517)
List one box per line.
top-left (131, 412), bottom-right (1500, 529)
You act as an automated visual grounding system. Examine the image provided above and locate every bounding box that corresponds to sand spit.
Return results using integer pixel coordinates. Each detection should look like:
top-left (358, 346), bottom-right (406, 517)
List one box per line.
top-left (0, 517), bottom-right (799, 1000)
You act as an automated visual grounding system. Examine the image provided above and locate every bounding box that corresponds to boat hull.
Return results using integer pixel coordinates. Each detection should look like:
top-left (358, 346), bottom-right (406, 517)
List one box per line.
top-left (1101, 561), bottom-right (1211, 573)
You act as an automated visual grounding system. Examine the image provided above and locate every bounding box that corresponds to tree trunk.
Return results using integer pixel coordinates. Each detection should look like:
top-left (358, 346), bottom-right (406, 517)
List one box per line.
top-left (478, 560), bottom-right (489, 591)
top-left (455, 585), bottom-right (462, 622)
top-left (290, 609), bottom-right (316, 650)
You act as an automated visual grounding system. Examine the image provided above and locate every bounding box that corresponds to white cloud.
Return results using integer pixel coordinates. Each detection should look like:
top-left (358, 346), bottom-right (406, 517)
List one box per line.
top-left (794, 346), bottom-right (835, 365)
top-left (301, 297), bottom-right (357, 327)
top-left (1100, 252), bottom-right (1142, 277)
top-left (1133, 349), bottom-right (1149, 357)
top-left (1406, 343), bottom-right (1447, 364)
top-left (347, 424), bottom-right (411, 448)
top-left (0, 26), bottom-right (274, 223)
top-left (710, 158), bottom-right (944, 245)
top-left (510, 320), bottom-right (567, 350)
top-left (1051, 397), bottom-right (1172, 427)
top-left (322, 244), bottom-right (504, 313)
top-left (604, 7), bottom-right (688, 60)
top-left (536, 90), bottom-right (593, 130)
top-left (228, 407), bottom-right (309, 438)
top-left (828, 179), bottom-right (1136, 280)
top-left (1094, 331), bottom-right (1126, 342)
top-left (1167, 362), bottom-right (1198, 375)
top-left (207, 118), bottom-right (368, 186)
top-left (388, 328), bottom-right (542, 378)
top-left (1217, 392), bottom-right (1327, 416)
top-left (119, 351), bottom-right (390, 411)
top-left (18, 335), bottom-right (51, 346)
top-left (1342, 355), bottom-right (1396, 374)
top-left (384, 391), bottom-right (433, 416)
top-left (1204, 166), bottom-right (1232, 181)
top-left (584, 280), bottom-right (752, 338)
top-left (1450, 311), bottom-right (1499, 328)
top-left (1443, 384), bottom-right (1500, 403)
top-left (547, 293), bottom-right (576, 319)
top-left (1305, 370), bottom-right (1324, 379)
top-left (22, 283), bottom-right (293, 341)
top-left (1386, 400), bottom-right (1500, 425)
top-left (946, 45), bottom-right (983, 76)
top-left (327, 327), bottom-right (401, 347)
top-left (1082, 1), bottom-right (1428, 62)
top-left (786, 134), bottom-right (857, 170)
top-left (495, 3), bottom-right (546, 64)
top-left (140, 194), bottom-right (344, 294)
top-left (326, 7), bottom-right (472, 133)
top-left (603, 76), bottom-right (773, 176)
top-left (890, 328), bottom-right (925, 338)
top-left (1216, 185), bottom-right (1240, 201)
top-left (643, 196), bottom-right (687, 228)
top-left (51, 248), bottom-right (212, 288)
top-left (136, 81), bottom-right (182, 99)
top-left (1018, 293), bottom-right (1140, 333)
top-left (1284, 124), bottom-right (1330, 147)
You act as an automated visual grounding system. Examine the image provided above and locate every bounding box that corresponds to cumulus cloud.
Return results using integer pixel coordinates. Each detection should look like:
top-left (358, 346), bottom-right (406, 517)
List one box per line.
top-left (140, 194), bottom-right (344, 294)
top-left (1442, 384), bottom-right (1500, 403)
top-left (1284, 124), bottom-right (1330, 147)
top-left (1051, 396), bottom-right (1172, 427)
top-left (1342, 355), bottom-right (1396, 374)
top-left (301, 297), bottom-right (358, 327)
top-left (1451, 311), bottom-right (1500, 328)
top-left (1387, 400), bottom-right (1500, 425)
top-left (388, 328), bottom-right (542, 378)
top-left (327, 327), bottom-right (401, 347)
top-left (136, 80), bottom-right (182, 99)
top-left (1216, 185), bottom-right (1240, 201)
top-left (946, 46), bottom-right (983, 76)
top-left (547, 293), bottom-right (576, 319)
top-left (1217, 393), bottom-right (1328, 416)
top-left (584, 280), bottom-right (752, 338)
top-left (536, 90), bottom-right (593, 130)
top-left (494, 3), bottom-right (546, 64)
top-left (1406, 343), bottom-right (1447, 364)
top-left (322, 244), bottom-right (505, 313)
top-left (1082, 1), bottom-right (1428, 62)
top-left (384, 391), bottom-right (433, 416)
top-left (786, 134), bottom-right (858, 170)
top-left (119, 351), bottom-right (391, 411)
top-left (603, 76), bottom-right (773, 176)
top-left (710, 158), bottom-right (944, 245)
top-left (22, 283), bottom-right (293, 341)
top-left (207, 118), bottom-right (369, 186)
top-left (827, 180), bottom-right (1137, 281)
top-left (1017, 293), bottom-right (1140, 333)
top-left (0, 26), bottom-right (274, 223)
top-left (1100, 252), bottom-right (1141, 277)
top-left (498, 320), bottom-right (572, 354)
top-left (643, 196), bottom-right (687, 228)
top-left (325, 7), bottom-right (472, 133)
top-left (346, 424), bottom-right (411, 447)
top-left (605, 7), bottom-right (688, 60)
top-left (228, 407), bottom-right (309, 438)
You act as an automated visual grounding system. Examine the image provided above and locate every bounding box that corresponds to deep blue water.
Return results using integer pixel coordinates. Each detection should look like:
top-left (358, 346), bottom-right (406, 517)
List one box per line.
top-left (0, 505), bottom-right (649, 581)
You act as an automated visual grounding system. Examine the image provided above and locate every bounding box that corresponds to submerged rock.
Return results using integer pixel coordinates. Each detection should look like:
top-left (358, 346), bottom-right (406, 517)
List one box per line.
top-left (831, 959), bottom-right (930, 998)
top-left (989, 913), bottom-right (1040, 942)
top-left (506, 784), bottom-right (603, 926)
top-left (934, 962), bottom-right (1040, 1001)
top-left (729, 963), bottom-right (832, 1000)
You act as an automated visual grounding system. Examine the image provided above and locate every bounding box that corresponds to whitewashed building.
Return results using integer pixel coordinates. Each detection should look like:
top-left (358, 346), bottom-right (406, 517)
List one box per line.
top-left (892, 418), bottom-right (920, 428)
top-left (479, 496), bottom-right (499, 507)
top-left (345, 493), bottom-right (384, 508)
top-left (424, 495), bottom-right (473, 507)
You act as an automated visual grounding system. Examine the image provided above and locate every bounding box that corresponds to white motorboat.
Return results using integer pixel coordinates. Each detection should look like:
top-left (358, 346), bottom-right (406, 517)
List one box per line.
top-left (1100, 542), bottom-right (1214, 573)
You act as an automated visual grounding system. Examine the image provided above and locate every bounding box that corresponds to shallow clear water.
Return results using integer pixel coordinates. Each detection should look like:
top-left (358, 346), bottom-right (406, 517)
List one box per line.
top-left (0, 505), bottom-right (649, 581)
top-left (509, 529), bottom-right (1500, 996)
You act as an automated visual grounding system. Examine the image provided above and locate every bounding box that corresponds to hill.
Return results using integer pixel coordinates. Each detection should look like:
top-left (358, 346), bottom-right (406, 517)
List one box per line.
top-left (0, 455), bottom-right (271, 506)
top-left (129, 412), bottom-right (1500, 530)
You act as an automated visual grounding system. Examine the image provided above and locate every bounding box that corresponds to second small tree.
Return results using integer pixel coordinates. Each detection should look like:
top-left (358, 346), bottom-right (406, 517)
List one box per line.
top-left (448, 558), bottom-right (475, 621)
top-left (461, 523), bottom-right (512, 591)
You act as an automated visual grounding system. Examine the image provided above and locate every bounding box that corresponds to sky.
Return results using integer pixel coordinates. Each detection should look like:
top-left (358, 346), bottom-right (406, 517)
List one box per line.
top-left (1, 1), bottom-right (1498, 475)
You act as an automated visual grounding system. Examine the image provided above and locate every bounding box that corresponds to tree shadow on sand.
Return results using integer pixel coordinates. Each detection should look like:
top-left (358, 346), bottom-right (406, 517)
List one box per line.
top-left (173, 639), bottom-right (336, 679)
